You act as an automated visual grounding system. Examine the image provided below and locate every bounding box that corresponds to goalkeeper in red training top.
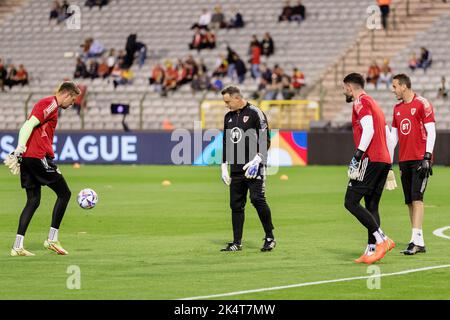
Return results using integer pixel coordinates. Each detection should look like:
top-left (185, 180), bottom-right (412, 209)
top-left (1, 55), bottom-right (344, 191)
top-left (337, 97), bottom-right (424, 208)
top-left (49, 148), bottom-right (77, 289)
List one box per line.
top-left (342, 73), bottom-right (396, 264)
top-left (4, 81), bottom-right (80, 256)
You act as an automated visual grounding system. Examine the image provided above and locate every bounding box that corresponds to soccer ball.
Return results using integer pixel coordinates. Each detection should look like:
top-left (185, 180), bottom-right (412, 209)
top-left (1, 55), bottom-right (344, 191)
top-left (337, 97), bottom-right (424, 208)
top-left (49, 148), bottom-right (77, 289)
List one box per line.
top-left (77, 188), bottom-right (98, 209)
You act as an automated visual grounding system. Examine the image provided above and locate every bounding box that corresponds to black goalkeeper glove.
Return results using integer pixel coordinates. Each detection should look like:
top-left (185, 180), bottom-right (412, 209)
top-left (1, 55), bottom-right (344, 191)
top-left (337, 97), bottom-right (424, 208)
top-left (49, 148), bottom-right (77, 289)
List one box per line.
top-left (417, 152), bottom-right (433, 178)
top-left (348, 149), bottom-right (364, 180)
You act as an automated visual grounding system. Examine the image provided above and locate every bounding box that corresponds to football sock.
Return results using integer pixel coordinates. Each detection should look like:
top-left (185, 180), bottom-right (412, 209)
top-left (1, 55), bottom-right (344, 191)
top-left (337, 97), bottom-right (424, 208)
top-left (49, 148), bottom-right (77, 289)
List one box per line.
top-left (48, 227), bottom-right (59, 241)
top-left (366, 244), bottom-right (376, 256)
top-left (373, 228), bottom-right (387, 244)
top-left (13, 234), bottom-right (24, 249)
top-left (412, 228), bottom-right (425, 246)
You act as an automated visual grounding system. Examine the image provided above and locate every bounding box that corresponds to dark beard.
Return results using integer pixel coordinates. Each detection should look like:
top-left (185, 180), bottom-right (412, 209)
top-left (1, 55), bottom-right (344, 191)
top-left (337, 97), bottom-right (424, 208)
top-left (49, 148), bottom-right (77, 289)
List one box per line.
top-left (345, 94), bottom-right (354, 103)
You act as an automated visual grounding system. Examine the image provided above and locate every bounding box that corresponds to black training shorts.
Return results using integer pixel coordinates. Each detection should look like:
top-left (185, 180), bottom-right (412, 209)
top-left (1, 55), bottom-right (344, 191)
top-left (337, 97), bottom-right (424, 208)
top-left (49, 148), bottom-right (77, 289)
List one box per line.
top-left (347, 158), bottom-right (391, 196)
top-left (20, 157), bottom-right (63, 189)
top-left (399, 160), bottom-right (428, 204)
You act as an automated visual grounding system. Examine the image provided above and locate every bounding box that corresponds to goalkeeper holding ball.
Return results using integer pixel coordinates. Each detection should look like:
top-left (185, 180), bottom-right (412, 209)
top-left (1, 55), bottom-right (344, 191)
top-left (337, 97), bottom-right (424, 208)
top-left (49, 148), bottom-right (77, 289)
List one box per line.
top-left (4, 81), bottom-right (80, 256)
top-left (220, 85), bottom-right (275, 252)
top-left (342, 73), bottom-right (396, 264)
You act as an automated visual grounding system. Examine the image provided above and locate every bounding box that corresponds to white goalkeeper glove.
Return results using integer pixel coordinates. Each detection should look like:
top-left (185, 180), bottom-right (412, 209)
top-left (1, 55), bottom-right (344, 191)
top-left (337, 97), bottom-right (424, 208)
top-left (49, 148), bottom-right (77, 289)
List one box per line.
top-left (347, 149), bottom-right (364, 180)
top-left (384, 169), bottom-right (398, 191)
top-left (3, 145), bottom-right (26, 175)
top-left (243, 154), bottom-right (262, 179)
top-left (221, 162), bottom-right (231, 186)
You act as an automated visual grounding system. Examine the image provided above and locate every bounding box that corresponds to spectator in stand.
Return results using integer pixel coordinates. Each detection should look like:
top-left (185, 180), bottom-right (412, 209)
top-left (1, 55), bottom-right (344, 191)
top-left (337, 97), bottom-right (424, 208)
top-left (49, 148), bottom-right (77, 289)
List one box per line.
top-left (175, 59), bottom-right (190, 88)
top-left (85, 0), bottom-right (109, 10)
top-left (291, 67), bottom-right (305, 93)
top-left (264, 74), bottom-right (281, 100)
top-left (14, 64), bottom-right (29, 86)
top-left (57, 0), bottom-right (72, 24)
top-left (438, 76), bottom-right (448, 99)
top-left (72, 84), bottom-right (87, 116)
top-left (212, 54), bottom-right (228, 77)
top-left (212, 77), bottom-right (224, 92)
top-left (149, 63), bottom-right (165, 93)
top-left (228, 7), bottom-right (244, 29)
top-left (408, 52), bottom-right (418, 72)
top-left (97, 58), bottom-right (110, 78)
top-left (198, 9), bottom-right (212, 28)
top-left (281, 75), bottom-right (295, 100)
top-left (377, 0), bottom-right (391, 31)
top-left (88, 38), bottom-right (105, 58)
top-left (366, 60), bottom-right (381, 89)
top-left (74, 57), bottom-right (88, 78)
top-left (107, 49), bottom-right (117, 73)
top-left (113, 68), bottom-right (134, 89)
top-left (291, 0), bottom-right (306, 23)
top-left (203, 29), bottom-right (216, 50)
top-left (124, 34), bottom-right (137, 68)
top-left (272, 64), bottom-right (284, 83)
top-left (191, 69), bottom-right (211, 92)
top-left (378, 59), bottom-right (392, 89)
top-left (4, 64), bottom-right (17, 89)
top-left (279, 1), bottom-right (293, 22)
top-left (417, 47), bottom-right (432, 71)
top-left (49, 1), bottom-right (61, 22)
top-left (163, 60), bottom-right (179, 93)
top-left (87, 60), bottom-right (99, 79)
top-left (0, 58), bottom-right (7, 91)
top-left (117, 50), bottom-right (126, 68)
top-left (234, 54), bottom-right (247, 84)
top-left (210, 5), bottom-right (226, 30)
top-left (261, 33), bottom-right (275, 57)
top-left (226, 45), bottom-right (238, 81)
top-left (110, 63), bottom-right (122, 84)
top-left (189, 27), bottom-right (204, 51)
top-left (249, 37), bottom-right (262, 79)
top-left (258, 63), bottom-right (272, 91)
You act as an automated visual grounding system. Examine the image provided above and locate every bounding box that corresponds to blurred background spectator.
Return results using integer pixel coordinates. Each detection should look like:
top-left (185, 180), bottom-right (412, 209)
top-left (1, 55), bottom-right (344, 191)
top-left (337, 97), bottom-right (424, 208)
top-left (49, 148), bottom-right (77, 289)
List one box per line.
top-left (228, 7), bottom-right (245, 29)
top-left (261, 33), bottom-right (275, 57)
top-left (210, 5), bottom-right (226, 30)
top-left (279, 0), bottom-right (293, 22)
top-left (408, 52), bottom-right (418, 72)
top-left (197, 9), bottom-right (212, 28)
top-left (249, 36), bottom-right (262, 79)
top-left (378, 59), bottom-right (393, 88)
top-left (438, 76), bottom-right (448, 99)
top-left (417, 47), bottom-right (432, 71)
top-left (85, 0), bottom-right (109, 10)
top-left (0, 58), bottom-right (6, 92)
top-left (377, 0), bottom-right (391, 31)
top-left (291, 0), bottom-right (306, 23)
top-left (366, 60), bottom-right (381, 89)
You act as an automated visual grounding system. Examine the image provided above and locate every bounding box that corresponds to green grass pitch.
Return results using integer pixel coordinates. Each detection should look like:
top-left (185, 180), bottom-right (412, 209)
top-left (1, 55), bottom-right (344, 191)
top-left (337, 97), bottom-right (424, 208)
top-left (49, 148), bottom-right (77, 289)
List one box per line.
top-left (1, 165), bottom-right (450, 300)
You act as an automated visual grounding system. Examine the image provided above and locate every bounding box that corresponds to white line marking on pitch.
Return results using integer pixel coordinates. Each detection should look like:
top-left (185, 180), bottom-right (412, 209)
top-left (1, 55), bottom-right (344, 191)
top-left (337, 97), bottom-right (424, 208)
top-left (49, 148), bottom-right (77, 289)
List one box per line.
top-left (433, 226), bottom-right (450, 240)
top-left (179, 264), bottom-right (450, 300)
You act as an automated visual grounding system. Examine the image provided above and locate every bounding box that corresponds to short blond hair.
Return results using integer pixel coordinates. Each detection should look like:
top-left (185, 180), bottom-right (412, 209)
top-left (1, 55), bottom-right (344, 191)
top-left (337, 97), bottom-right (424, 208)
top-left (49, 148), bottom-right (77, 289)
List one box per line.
top-left (58, 81), bottom-right (81, 95)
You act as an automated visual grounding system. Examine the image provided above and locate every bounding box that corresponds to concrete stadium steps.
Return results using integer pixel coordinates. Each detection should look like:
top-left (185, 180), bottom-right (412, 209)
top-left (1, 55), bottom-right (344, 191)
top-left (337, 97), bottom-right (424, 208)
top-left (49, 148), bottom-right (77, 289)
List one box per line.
top-left (309, 0), bottom-right (450, 124)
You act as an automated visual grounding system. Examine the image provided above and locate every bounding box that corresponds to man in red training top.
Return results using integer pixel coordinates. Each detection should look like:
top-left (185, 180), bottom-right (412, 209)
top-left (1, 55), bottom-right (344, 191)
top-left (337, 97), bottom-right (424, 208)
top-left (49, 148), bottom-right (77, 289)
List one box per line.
top-left (4, 81), bottom-right (80, 256)
top-left (390, 73), bottom-right (436, 255)
top-left (342, 73), bottom-right (396, 264)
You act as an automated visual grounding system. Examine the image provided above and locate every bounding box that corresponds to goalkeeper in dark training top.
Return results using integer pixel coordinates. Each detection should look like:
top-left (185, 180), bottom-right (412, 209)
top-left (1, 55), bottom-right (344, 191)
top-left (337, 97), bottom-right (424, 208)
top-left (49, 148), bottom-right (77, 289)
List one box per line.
top-left (220, 85), bottom-right (275, 252)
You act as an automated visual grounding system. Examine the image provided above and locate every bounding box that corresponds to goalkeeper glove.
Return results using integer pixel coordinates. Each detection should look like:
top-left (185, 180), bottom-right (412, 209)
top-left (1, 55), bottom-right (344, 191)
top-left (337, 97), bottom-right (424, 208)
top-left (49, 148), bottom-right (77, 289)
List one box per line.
top-left (221, 162), bottom-right (231, 186)
top-left (417, 152), bottom-right (433, 178)
top-left (384, 169), bottom-right (398, 190)
top-left (348, 149), bottom-right (364, 180)
top-left (3, 145), bottom-right (26, 175)
top-left (243, 154), bottom-right (262, 179)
